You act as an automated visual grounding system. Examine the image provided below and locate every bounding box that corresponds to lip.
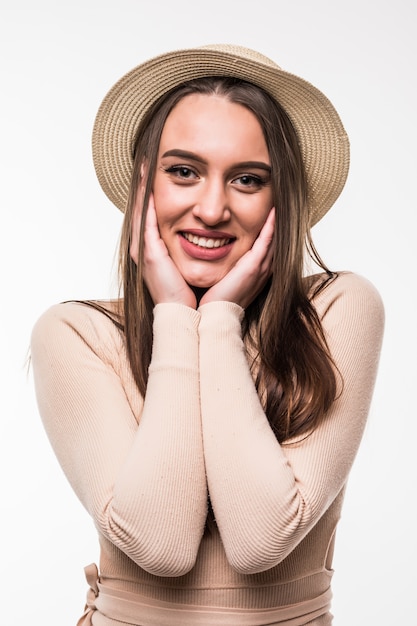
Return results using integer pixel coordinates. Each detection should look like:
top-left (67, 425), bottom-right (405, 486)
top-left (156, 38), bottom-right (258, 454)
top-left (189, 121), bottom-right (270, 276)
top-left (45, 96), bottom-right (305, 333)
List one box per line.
top-left (178, 230), bottom-right (235, 261)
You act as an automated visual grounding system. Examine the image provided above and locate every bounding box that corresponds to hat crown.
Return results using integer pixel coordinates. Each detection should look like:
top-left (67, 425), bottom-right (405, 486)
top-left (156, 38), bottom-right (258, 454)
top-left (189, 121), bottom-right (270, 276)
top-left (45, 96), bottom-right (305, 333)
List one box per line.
top-left (200, 44), bottom-right (281, 70)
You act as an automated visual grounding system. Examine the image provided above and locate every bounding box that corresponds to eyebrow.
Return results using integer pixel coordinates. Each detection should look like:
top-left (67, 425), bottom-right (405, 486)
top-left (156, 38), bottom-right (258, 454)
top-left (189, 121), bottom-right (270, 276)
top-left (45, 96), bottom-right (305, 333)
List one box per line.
top-left (161, 149), bottom-right (271, 172)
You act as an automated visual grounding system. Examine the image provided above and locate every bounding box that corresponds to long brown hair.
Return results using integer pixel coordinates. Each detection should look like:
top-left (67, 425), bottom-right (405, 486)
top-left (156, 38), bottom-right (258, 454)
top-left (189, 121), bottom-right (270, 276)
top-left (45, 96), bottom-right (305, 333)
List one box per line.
top-left (119, 76), bottom-right (337, 442)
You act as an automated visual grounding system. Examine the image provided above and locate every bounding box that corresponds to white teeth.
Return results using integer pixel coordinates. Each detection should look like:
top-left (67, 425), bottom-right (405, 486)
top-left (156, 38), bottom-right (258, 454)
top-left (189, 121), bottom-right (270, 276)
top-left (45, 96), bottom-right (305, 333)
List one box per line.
top-left (183, 233), bottom-right (230, 249)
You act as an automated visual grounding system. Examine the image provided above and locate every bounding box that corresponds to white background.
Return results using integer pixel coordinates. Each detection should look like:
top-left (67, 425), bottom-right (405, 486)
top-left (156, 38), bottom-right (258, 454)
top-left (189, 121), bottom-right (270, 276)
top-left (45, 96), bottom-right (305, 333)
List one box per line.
top-left (1, 1), bottom-right (415, 624)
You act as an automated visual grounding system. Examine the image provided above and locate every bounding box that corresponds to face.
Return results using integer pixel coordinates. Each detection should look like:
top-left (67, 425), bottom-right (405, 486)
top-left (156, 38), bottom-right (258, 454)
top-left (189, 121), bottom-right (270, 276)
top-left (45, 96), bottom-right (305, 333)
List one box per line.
top-left (141, 93), bottom-right (273, 289)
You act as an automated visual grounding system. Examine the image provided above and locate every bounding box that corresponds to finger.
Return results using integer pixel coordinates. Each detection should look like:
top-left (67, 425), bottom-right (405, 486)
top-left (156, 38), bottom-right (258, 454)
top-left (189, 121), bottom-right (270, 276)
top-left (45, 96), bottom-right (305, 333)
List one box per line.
top-left (130, 187), bottom-right (148, 265)
top-left (144, 193), bottom-right (158, 230)
top-left (256, 207), bottom-right (276, 245)
top-left (244, 207), bottom-right (275, 264)
top-left (143, 194), bottom-right (167, 255)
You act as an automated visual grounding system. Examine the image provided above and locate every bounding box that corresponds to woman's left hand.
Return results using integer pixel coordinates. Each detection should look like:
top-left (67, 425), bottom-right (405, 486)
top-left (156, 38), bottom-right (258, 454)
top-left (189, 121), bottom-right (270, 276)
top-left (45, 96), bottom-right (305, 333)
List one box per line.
top-left (200, 208), bottom-right (275, 309)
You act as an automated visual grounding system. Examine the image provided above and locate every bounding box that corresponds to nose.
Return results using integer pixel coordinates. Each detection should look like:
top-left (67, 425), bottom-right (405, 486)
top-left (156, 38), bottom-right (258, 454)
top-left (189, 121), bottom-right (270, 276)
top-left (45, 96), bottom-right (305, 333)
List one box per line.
top-left (192, 178), bottom-right (231, 225)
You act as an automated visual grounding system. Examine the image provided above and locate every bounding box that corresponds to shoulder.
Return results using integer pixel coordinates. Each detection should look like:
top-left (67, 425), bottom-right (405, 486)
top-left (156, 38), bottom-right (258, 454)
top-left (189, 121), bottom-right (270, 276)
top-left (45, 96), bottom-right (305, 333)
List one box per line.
top-left (311, 272), bottom-right (385, 355)
top-left (31, 299), bottom-right (125, 363)
top-left (311, 271), bottom-right (384, 320)
top-left (31, 300), bottom-right (143, 419)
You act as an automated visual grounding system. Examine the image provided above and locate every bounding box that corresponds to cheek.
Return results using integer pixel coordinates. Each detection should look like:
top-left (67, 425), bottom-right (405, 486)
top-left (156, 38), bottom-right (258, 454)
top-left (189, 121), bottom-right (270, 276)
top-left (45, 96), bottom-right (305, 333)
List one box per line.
top-left (241, 203), bottom-right (272, 240)
top-left (153, 190), bottom-right (196, 242)
top-left (152, 179), bottom-right (182, 228)
top-left (236, 185), bottom-right (272, 219)
top-left (152, 191), bottom-right (174, 232)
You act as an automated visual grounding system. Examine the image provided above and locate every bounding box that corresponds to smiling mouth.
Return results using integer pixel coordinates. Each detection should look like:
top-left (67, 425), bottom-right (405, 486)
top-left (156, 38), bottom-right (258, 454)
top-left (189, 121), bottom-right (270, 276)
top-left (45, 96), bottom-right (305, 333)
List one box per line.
top-left (181, 232), bottom-right (234, 249)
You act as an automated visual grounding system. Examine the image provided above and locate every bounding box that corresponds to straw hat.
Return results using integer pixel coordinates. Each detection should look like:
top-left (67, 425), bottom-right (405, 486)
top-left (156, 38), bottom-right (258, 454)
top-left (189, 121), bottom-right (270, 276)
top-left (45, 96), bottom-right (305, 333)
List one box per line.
top-left (92, 44), bottom-right (349, 225)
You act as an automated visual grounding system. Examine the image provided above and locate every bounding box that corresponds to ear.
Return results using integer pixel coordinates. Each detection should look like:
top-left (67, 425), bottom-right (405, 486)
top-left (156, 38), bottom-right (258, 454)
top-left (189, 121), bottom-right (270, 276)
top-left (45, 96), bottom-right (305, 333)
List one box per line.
top-left (130, 163), bottom-right (148, 265)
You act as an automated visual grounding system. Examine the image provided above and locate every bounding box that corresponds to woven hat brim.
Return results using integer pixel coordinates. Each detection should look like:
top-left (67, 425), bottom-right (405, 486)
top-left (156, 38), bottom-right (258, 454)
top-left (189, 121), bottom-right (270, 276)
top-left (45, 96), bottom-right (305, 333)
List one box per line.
top-left (92, 46), bottom-right (349, 225)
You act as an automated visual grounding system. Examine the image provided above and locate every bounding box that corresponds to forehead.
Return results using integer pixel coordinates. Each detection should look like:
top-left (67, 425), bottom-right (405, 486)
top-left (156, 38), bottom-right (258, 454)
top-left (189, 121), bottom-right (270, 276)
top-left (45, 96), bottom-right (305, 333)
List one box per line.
top-left (163, 92), bottom-right (259, 128)
top-left (159, 93), bottom-right (269, 159)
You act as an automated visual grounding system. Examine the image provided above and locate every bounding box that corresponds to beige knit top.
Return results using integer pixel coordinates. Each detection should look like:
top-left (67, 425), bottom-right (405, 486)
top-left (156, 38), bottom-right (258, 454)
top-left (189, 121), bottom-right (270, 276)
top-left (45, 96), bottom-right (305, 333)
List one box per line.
top-left (30, 272), bottom-right (384, 626)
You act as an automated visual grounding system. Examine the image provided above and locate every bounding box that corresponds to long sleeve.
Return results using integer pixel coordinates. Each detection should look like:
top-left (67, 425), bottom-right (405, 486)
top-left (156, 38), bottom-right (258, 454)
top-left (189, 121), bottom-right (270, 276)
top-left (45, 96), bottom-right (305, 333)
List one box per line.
top-left (30, 301), bottom-right (207, 577)
top-left (198, 272), bottom-right (384, 574)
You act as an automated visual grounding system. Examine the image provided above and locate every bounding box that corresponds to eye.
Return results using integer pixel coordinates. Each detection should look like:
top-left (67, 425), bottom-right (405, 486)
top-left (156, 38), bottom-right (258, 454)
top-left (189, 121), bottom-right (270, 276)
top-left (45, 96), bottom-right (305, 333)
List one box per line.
top-left (232, 174), bottom-right (267, 189)
top-left (165, 165), bottom-right (198, 180)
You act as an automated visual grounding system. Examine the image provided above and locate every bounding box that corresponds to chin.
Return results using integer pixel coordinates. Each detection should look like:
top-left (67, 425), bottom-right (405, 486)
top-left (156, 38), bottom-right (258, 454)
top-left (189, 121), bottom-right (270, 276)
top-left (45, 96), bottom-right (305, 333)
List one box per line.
top-left (186, 270), bottom-right (228, 289)
top-left (181, 268), bottom-right (226, 290)
top-left (187, 279), bottom-right (216, 290)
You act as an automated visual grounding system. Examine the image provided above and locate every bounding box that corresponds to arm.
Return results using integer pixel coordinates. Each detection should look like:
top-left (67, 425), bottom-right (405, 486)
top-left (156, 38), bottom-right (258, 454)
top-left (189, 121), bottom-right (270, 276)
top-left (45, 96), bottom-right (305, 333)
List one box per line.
top-left (30, 301), bottom-right (207, 576)
top-left (198, 272), bottom-right (384, 574)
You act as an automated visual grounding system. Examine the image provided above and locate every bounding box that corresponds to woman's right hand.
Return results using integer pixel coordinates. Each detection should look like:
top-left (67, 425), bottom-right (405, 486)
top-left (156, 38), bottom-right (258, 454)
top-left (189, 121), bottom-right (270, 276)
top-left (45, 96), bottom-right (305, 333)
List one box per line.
top-left (140, 194), bottom-right (197, 309)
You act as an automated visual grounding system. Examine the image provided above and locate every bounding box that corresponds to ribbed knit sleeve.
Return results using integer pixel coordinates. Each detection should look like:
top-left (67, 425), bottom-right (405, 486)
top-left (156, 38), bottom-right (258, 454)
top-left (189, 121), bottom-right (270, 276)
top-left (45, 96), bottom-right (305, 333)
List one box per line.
top-left (198, 272), bottom-right (384, 574)
top-left (30, 302), bottom-right (207, 577)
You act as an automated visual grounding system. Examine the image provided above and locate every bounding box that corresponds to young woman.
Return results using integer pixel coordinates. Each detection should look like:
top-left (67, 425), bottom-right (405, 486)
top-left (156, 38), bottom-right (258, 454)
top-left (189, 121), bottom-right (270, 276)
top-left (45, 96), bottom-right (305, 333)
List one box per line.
top-left (31, 44), bottom-right (384, 625)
